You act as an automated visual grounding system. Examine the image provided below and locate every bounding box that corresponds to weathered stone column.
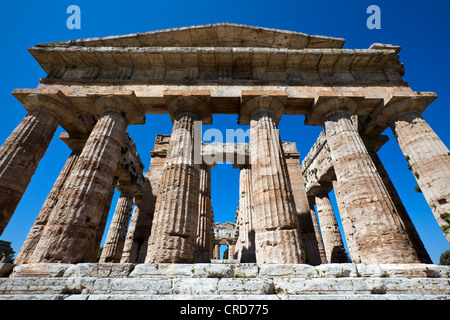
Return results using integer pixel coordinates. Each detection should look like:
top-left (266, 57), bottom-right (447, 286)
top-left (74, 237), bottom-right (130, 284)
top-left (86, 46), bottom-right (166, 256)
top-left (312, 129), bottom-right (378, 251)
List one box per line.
top-left (99, 191), bottom-right (134, 262)
top-left (0, 95), bottom-right (71, 235)
top-left (15, 137), bottom-right (84, 264)
top-left (306, 95), bottom-right (421, 264)
top-left (332, 180), bottom-right (360, 263)
top-left (314, 192), bottom-right (348, 263)
top-left (307, 196), bottom-right (327, 264)
top-left (364, 136), bottom-right (432, 263)
top-left (28, 95), bottom-right (140, 263)
top-left (213, 243), bottom-right (220, 260)
top-left (194, 164), bottom-right (213, 262)
top-left (122, 136), bottom-right (170, 263)
top-left (240, 95), bottom-right (304, 264)
top-left (284, 142), bottom-right (323, 265)
top-left (236, 166), bottom-right (256, 262)
top-left (375, 94), bottom-right (450, 243)
top-left (145, 95), bottom-right (212, 263)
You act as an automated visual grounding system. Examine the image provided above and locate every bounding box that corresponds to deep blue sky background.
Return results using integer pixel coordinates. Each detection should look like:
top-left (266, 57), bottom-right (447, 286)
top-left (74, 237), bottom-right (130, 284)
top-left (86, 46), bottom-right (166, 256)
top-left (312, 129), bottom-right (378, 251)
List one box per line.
top-left (0, 0), bottom-right (449, 262)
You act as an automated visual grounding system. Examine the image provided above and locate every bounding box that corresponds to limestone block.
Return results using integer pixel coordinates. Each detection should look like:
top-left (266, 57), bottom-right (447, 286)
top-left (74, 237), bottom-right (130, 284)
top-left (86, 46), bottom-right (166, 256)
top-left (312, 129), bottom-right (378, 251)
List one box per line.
top-left (10, 263), bottom-right (71, 278)
top-left (172, 278), bottom-right (218, 295)
top-left (315, 263), bottom-right (358, 278)
top-left (232, 264), bottom-right (259, 278)
top-left (355, 264), bottom-right (385, 277)
top-left (63, 263), bottom-right (135, 278)
top-left (87, 278), bottom-right (172, 295)
top-left (217, 278), bottom-right (275, 295)
top-left (129, 263), bottom-right (194, 278)
top-left (192, 263), bottom-right (233, 278)
top-left (258, 264), bottom-right (318, 278)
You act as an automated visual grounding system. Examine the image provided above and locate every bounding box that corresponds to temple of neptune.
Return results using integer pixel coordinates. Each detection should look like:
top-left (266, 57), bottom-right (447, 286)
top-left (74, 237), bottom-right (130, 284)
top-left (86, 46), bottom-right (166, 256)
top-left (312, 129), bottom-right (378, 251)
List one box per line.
top-left (1, 23), bottom-right (450, 271)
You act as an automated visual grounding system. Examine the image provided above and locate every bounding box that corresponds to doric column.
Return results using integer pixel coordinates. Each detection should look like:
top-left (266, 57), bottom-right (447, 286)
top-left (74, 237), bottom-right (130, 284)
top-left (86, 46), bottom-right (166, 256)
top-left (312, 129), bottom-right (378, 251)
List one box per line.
top-left (0, 95), bottom-right (72, 234)
top-left (15, 137), bottom-right (84, 264)
top-left (194, 164), bottom-right (213, 262)
top-left (307, 196), bottom-right (327, 264)
top-left (99, 190), bottom-right (134, 262)
top-left (306, 95), bottom-right (421, 264)
top-left (213, 243), bottom-right (220, 260)
top-left (28, 95), bottom-right (138, 263)
top-left (332, 180), bottom-right (360, 263)
top-left (240, 95), bottom-right (304, 264)
top-left (145, 95), bottom-right (212, 263)
top-left (375, 94), bottom-right (450, 243)
top-left (364, 137), bottom-right (432, 263)
top-left (122, 137), bottom-right (170, 263)
top-left (284, 142), bottom-right (323, 265)
top-left (236, 166), bottom-right (256, 262)
top-left (314, 192), bottom-right (348, 263)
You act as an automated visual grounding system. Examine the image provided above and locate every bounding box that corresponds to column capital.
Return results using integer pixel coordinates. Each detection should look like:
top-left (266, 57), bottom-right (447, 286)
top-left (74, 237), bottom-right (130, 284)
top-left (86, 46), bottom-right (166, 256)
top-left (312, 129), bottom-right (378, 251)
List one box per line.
top-left (238, 93), bottom-right (287, 125)
top-left (374, 93), bottom-right (437, 126)
top-left (164, 91), bottom-right (212, 124)
top-left (90, 92), bottom-right (145, 125)
top-left (22, 93), bottom-right (74, 125)
top-left (305, 93), bottom-right (364, 126)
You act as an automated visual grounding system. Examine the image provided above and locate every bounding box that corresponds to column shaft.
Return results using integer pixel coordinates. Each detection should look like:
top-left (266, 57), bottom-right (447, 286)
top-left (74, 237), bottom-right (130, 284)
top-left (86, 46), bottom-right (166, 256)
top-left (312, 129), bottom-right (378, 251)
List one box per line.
top-left (368, 150), bottom-right (432, 263)
top-left (15, 148), bottom-right (81, 264)
top-left (100, 192), bottom-right (134, 262)
top-left (324, 110), bottom-right (420, 264)
top-left (29, 110), bottom-right (127, 263)
top-left (391, 111), bottom-right (450, 242)
top-left (237, 167), bottom-right (256, 262)
top-left (145, 111), bottom-right (201, 263)
top-left (250, 109), bottom-right (304, 264)
top-left (0, 108), bottom-right (60, 234)
top-left (315, 193), bottom-right (347, 263)
top-left (194, 164), bottom-right (213, 262)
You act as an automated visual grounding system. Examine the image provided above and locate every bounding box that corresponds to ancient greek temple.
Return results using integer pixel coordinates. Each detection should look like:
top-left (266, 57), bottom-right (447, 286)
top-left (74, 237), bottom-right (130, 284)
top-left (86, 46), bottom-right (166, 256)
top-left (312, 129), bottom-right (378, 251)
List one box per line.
top-left (1, 23), bottom-right (449, 270)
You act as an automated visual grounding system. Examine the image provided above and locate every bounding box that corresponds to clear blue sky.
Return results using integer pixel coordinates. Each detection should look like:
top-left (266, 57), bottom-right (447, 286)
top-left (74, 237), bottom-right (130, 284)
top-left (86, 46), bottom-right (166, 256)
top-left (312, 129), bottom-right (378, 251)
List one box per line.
top-left (0, 0), bottom-right (449, 263)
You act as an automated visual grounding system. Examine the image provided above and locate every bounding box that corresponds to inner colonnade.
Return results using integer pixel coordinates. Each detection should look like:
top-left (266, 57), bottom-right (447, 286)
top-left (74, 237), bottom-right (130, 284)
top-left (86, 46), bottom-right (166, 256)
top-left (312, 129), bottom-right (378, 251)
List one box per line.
top-left (1, 23), bottom-right (449, 267)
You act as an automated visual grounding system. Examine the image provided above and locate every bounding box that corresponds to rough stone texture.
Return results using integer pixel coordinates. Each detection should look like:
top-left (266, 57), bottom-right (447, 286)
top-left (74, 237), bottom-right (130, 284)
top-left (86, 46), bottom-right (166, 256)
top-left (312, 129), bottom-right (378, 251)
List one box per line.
top-left (100, 192), bottom-right (134, 263)
top-left (0, 107), bottom-right (60, 235)
top-left (1, 263), bottom-right (449, 300)
top-left (314, 193), bottom-right (348, 263)
top-left (283, 142), bottom-right (324, 265)
top-left (243, 96), bottom-right (305, 264)
top-left (234, 167), bottom-right (256, 262)
top-left (15, 148), bottom-right (82, 264)
top-left (145, 107), bottom-right (205, 263)
top-left (194, 164), bottom-right (213, 262)
top-left (391, 111), bottom-right (450, 242)
top-left (321, 105), bottom-right (421, 264)
top-left (122, 135), bottom-right (170, 263)
top-left (28, 110), bottom-right (127, 263)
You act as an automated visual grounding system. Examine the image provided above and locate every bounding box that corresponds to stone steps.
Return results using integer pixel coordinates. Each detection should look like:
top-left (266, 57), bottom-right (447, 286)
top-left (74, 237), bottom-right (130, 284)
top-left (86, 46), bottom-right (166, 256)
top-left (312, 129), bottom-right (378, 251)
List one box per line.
top-left (0, 263), bottom-right (449, 300)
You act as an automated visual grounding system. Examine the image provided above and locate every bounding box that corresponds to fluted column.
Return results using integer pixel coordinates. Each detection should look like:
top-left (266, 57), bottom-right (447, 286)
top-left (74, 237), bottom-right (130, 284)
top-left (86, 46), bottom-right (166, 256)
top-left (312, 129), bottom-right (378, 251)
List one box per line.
top-left (29, 109), bottom-right (128, 263)
top-left (314, 192), bottom-right (347, 263)
top-left (194, 164), bottom-right (213, 262)
top-left (307, 196), bottom-right (327, 264)
top-left (0, 95), bottom-right (70, 234)
top-left (100, 191), bottom-right (134, 262)
top-left (237, 166), bottom-right (256, 262)
top-left (376, 95), bottom-right (450, 242)
top-left (145, 95), bottom-right (212, 263)
top-left (306, 96), bottom-right (421, 264)
top-left (15, 141), bottom-right (83, 264)
top-left (241, 95), bottom-right (304, 264)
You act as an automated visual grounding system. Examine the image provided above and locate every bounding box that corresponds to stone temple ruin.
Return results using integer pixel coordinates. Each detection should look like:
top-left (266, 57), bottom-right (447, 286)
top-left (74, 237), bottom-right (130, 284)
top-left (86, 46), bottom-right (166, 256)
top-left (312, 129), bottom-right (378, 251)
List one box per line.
top-left (0, 23), bottom-right (449, 300)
